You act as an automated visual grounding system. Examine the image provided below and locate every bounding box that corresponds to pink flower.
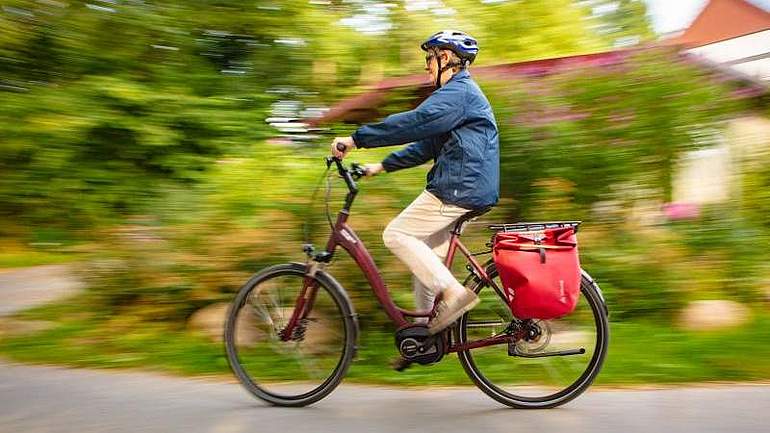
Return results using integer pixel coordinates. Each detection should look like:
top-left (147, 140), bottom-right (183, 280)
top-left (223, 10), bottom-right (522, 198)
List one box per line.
top-left (662, 202), bottom-right (701, 220)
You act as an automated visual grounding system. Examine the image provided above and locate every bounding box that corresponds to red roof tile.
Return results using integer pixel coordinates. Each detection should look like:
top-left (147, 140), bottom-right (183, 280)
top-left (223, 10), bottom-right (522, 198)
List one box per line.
top-left (670, 0), bottom-right (770, 48)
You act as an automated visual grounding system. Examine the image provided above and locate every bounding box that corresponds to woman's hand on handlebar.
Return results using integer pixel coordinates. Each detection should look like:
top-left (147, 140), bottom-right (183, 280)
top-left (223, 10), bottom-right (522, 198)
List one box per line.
top-left (331, 136), bottom-right (356, 159)
top-left (362, 163), bottom-right (384, 177)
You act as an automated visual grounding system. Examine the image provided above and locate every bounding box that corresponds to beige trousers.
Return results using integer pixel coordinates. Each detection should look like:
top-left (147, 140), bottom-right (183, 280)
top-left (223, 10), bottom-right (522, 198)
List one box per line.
top-left (382, 190), bottom-right (470, 321)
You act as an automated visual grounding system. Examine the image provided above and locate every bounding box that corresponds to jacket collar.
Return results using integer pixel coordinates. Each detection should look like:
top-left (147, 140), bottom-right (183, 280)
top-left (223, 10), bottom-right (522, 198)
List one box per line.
top-left (448, 69), bottom-right (470, 83)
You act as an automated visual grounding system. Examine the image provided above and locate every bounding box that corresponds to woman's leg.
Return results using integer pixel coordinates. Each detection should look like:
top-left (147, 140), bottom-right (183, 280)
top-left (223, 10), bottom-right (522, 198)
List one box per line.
top-left (412, 228), bottom-right (456, 323)
top-left (383, 191), bottom-right (473, 329)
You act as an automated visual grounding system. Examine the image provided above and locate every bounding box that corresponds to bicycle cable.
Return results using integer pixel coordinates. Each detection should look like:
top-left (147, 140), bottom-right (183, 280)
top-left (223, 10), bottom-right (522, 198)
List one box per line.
top-left (323, 168), bottom-right (334, 231)
top-left (302, 164), bottom-right (334, 246)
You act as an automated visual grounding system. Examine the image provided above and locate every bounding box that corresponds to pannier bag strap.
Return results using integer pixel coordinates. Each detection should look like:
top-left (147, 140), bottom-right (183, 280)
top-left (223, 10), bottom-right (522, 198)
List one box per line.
top-left (493, 241), bottom-right (574, 250)
top-left (493, 241), bottom-right (573, 264)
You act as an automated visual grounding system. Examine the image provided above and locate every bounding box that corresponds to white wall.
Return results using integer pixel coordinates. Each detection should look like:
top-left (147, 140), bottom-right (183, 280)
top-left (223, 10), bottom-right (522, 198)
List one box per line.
top-left (672, 144), bottom-right (731, 205)
top-left (672, 116), bottom-right (770, 205)
top-left (687, 29), bottom-right (770, 80)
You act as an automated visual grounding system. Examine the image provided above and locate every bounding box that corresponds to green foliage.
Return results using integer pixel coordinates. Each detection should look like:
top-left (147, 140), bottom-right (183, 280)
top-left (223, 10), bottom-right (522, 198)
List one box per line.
top-left (446, 0), bottom-right (607, 62)
top-left (0, 0), bottom-right (631, 231)
top-left (584, 0), bottom-right (656, 46)
top-left (0, 77), bottom-right (270, 226)
top-left (581, 228), bottom-right (689, 320)
top-left (1, 0), bottom-right (767, 371)
top-left (0, 0), bottom-right (357, 228)
top-left (485, 50), bottom-right (742, 220)
top-left (3, 309), bottom-right (770, 383)
top-left (669, 205), bottom-right (769, 303)
top-left (738, 132), bottom-right (770, 231)
top-left (0, 250), bottom-right (76, 268)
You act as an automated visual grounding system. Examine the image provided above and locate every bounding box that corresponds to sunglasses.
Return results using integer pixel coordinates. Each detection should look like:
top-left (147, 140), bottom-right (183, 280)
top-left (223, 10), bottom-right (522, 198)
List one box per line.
top-left (425, 53), bottom-right (439, 71)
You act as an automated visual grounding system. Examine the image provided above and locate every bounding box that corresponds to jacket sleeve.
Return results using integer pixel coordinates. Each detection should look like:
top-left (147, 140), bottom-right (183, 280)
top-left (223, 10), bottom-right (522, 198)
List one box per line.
top-left (351, 84), bottom-right (466, 149)
top-left (381, 137), bottom-right (436, 173)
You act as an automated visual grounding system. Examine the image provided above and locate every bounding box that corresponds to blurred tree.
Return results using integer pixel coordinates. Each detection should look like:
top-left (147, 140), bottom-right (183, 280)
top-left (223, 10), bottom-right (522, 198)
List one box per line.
top-left (0, 0), bottom-right (354, 230)
top-left (326, 0), bottom-right (616, 87)
top-left (579, 0), bottom-right (656, 47)
top-left (445, 0), bottom-right (607, 62)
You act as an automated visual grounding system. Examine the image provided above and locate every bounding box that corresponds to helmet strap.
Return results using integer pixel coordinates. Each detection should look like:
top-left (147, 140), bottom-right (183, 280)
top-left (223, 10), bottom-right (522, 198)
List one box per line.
top-left (435, 58), bottom-right (462, 89)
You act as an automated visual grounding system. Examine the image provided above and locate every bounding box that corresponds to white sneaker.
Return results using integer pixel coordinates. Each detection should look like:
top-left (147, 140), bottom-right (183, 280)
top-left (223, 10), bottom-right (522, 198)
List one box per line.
top-left (428, 289), bottom-right (480, 335)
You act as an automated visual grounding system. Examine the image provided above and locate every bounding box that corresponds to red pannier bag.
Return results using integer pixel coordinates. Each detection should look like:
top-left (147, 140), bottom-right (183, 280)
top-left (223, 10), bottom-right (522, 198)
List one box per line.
top-left (492, 226), bottom-right (581, 319)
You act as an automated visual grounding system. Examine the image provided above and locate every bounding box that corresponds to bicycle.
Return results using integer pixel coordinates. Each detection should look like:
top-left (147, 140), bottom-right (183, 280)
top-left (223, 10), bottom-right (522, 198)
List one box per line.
top-left (224, 155), bottom-right (609, 408)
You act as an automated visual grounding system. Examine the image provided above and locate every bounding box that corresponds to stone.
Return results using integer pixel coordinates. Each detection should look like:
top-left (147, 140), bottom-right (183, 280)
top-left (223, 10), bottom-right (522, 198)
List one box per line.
top-left (187, 303), bottom-right (338, 350)
top-left (187, 302), bottom-right (263, 347)
top-left (678, 300), bottom-right (751, 331)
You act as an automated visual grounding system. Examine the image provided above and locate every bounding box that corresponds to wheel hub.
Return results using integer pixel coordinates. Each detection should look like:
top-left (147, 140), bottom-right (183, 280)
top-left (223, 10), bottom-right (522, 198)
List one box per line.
top-left (516, 320), bottom-right (551, 353)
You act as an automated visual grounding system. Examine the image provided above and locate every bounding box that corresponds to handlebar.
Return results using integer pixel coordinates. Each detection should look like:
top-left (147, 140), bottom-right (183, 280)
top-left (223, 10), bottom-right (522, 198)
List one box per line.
top-left (325, 156), bottom-right (366, 191)
top-left (326, 156), bottom-right (366, 180)
top-left (324, 156), bottom-right (364, 212)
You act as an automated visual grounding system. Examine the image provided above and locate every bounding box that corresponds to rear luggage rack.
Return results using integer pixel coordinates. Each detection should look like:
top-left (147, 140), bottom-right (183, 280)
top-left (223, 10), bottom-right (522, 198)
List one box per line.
top-left (488, 221), bottom-right (582, 233)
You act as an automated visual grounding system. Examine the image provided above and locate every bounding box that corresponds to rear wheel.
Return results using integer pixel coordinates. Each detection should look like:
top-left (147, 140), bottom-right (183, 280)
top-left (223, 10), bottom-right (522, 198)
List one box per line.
top-left (457, 267), bottom-right (609, 408)
top-left (224, 263), bottom-right (357, 407)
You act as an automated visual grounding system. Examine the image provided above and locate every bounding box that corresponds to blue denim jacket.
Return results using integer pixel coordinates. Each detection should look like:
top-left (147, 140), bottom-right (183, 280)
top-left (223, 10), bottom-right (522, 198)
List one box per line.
top-left (351, 70), bottom-right (499, 210)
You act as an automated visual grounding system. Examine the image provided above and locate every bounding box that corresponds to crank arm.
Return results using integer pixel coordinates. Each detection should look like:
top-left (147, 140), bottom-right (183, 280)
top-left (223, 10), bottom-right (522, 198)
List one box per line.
top-left (509, 346), bottom-right (586, 358)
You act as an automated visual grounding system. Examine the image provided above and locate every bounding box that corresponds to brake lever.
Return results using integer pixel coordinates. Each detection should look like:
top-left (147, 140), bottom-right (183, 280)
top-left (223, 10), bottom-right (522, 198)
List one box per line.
top-left (350, 163), bottom-right (366, 180)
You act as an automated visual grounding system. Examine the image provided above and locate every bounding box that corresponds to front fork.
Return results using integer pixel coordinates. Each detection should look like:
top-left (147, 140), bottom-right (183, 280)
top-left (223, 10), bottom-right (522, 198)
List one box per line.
top-left (278, 247), bottom-right (327, 342)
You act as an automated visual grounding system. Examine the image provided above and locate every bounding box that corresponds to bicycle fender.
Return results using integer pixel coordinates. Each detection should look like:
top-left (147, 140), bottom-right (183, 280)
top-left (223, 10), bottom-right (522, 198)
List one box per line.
top-left (580, 269), bottom-right (609, 317)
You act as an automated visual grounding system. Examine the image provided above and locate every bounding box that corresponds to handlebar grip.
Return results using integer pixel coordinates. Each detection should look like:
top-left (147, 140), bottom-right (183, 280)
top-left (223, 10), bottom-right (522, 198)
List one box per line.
top-left (336, 142), bottom-right (347, 152)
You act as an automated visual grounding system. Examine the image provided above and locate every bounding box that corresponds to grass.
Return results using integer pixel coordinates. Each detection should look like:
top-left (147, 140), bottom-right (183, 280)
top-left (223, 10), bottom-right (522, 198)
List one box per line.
top-left (0, 250), bottom-right (78, 269)
top-left (2, 297), bottom-right (770, 386)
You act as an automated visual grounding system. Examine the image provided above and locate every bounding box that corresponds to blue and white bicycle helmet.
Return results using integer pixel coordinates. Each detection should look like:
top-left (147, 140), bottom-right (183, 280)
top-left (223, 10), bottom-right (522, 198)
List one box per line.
top-left (421, 30), bottom-right (478, 88)
top-left (421, 30), bottom-right (479, 66)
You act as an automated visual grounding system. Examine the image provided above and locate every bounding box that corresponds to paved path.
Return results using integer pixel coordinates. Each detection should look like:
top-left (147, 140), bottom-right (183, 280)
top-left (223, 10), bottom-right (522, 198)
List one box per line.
top-left (0, 361), bottom-right (768, 433)
top-left (0, 265), bottom-right (83, 316)
top-left (1, 266), bottom-right (767, 432)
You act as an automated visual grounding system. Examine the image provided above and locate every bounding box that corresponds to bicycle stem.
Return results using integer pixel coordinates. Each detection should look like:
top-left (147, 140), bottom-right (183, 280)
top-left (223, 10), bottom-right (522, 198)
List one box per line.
top-left (326, 156), bottom-right (359, 212)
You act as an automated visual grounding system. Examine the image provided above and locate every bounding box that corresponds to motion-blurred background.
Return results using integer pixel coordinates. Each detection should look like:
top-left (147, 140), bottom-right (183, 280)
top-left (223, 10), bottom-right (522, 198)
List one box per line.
top-left (1, 0), bottom-right (769, 384)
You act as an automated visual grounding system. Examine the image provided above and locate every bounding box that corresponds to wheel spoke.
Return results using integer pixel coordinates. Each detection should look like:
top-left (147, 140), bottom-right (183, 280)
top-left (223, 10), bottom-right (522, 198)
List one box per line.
top-left (293, 343), bottom-right (326, 379)
top-left (266, 291), bottom-right (284, 328)
top-left (249, 296), bottom-right (277, 334)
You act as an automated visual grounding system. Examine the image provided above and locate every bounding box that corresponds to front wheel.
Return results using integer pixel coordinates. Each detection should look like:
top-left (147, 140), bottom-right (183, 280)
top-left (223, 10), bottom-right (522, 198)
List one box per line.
top-left (457, 267), bottom-right (609, 408)
top-left (224, 263), bottom-right (358, 407)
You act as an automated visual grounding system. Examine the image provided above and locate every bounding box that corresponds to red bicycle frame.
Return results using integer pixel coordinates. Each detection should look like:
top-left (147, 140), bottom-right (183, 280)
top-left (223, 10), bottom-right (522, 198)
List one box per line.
top-left (280, 158), bottom-right (517, 353)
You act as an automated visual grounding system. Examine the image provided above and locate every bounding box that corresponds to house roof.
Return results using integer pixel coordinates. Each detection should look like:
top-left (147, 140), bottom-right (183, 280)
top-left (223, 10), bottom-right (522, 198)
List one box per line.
top-left (308, 47), bottom-right (766, 126)
top-left (309, 50), bottom-right (632, 126)
top-left (670, 0), bottom-right (770, 48)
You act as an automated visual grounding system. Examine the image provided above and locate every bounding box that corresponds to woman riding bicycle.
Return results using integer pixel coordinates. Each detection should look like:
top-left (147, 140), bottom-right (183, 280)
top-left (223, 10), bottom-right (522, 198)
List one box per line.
top-left (331, 30), bottom-right (500, 340)
top-left (227, 32), bottom-right (607, 406)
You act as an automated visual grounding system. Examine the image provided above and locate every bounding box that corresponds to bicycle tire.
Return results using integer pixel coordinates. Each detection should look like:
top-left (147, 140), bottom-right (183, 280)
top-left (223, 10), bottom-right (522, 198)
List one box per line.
top-left (457, 266), bottom-right (609, 409)
top-left (224, 262), bottom-right (358, 407)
